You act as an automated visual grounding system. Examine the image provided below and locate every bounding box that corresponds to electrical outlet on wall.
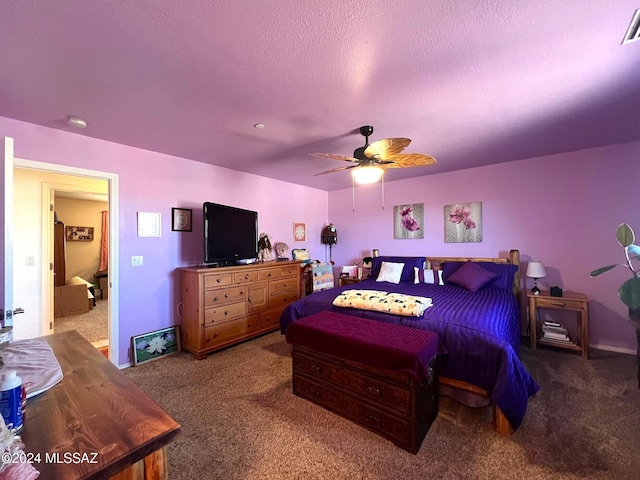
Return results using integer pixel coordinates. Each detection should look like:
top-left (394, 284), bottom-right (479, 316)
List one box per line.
top-left (131, 256), bottom-right (143, 267)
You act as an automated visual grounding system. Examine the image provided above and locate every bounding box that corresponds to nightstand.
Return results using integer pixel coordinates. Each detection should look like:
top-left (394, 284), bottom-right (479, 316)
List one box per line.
top-left (528, 291), bottom-right (589, 359)
top-left (339, 276), bottom-right (364, 287)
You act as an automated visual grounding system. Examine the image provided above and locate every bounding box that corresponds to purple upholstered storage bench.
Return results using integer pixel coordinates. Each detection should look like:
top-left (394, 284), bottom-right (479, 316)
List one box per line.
top-left (285, 311), bottom-right (439, 454)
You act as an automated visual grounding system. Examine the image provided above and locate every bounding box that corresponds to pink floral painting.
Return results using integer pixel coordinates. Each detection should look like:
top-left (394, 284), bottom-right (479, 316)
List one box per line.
top-left (444, 202), bottom-right (482, 242)
top-left (394, 203), bottom-right (424, 239)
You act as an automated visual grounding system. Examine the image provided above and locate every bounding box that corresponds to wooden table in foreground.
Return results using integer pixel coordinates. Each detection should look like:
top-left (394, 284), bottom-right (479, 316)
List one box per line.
top-left (21, 330), bottom-right (181, 480)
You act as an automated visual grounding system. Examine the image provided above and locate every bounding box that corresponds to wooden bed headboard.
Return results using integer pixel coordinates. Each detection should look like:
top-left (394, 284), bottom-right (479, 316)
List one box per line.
top-left (426, 249), bottom-right (521, 301)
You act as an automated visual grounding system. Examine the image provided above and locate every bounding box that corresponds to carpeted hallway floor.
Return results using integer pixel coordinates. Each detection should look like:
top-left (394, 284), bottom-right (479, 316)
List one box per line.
top-left (124, 331), bottom-right (640, 480)
top-left (54, 299), bottom-right (108, 345)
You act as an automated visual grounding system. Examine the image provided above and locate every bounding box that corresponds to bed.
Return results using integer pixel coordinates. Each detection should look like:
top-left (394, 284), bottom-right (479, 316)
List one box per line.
top-left (279, 250), bottom-right (540, 434)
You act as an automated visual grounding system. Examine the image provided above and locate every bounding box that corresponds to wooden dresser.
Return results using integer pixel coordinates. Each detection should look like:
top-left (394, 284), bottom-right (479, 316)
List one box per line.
top-left (180, 261), bottom-right (300, 359)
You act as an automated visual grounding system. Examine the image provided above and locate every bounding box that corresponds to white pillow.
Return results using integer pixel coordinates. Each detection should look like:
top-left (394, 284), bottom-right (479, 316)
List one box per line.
top-left (414, 267), bottom-right (444, 285)
top-left (376, 261), bottom-right (404, 284)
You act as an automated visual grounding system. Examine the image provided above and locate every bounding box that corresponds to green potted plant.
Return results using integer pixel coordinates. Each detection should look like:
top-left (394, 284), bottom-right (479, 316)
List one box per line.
top-left (591, 223), bottom-right (640, 387)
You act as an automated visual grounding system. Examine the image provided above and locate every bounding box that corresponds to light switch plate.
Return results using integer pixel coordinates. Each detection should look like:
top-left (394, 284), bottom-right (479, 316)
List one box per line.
top-left (131, 256), bottom-right (143, 266)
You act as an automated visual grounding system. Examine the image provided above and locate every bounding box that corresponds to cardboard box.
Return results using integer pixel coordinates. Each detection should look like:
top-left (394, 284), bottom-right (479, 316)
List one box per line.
top-left (99, 277), bottom-right (108, 299)
top-left (54, 284), bottom-right (90, 318)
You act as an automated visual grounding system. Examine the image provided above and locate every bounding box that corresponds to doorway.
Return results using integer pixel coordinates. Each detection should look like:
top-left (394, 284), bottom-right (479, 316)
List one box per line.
top-left (13, 158), bottom-right (119, 363)
top-left (51, 188), bottom-right (109, 353)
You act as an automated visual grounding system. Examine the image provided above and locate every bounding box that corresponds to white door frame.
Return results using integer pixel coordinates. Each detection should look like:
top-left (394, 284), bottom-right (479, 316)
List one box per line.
top-left (15, 158), bottom-right (120, 364)
top-left (2, 138), bottom-right (14, 339)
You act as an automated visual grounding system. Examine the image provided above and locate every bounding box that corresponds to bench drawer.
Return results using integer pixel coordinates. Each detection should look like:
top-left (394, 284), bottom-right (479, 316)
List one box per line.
top-left (293, 350), bottom-right (412, 415)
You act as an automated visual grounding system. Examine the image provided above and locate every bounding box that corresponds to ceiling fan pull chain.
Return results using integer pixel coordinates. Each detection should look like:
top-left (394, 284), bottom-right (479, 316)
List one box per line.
top-left (352, 175), bottom-right (356, 212)
top-left (381, 174), bottom-right (385, 210)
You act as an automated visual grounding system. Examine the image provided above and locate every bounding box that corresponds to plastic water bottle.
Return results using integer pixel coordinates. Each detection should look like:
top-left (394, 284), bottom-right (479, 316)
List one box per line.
top-left (0, 370), bottom-right (24, 433)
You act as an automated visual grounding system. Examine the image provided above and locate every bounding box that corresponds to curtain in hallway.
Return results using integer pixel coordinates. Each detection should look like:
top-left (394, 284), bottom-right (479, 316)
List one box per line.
top-left (99, 211), bottom-right (108, 272)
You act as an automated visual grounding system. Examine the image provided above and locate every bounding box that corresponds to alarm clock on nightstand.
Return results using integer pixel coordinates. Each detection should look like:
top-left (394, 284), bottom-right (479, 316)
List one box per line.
top-left (550, 284), bottom-right (563, 297)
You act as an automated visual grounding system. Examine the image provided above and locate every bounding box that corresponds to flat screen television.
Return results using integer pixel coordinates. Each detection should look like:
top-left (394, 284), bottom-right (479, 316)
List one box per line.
top-left (203, 202), bottom-right (258, 267)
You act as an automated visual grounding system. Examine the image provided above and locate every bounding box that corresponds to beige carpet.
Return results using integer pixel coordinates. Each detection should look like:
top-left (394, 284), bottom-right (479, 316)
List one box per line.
top-left (124, 332), bottom-right (640, 480)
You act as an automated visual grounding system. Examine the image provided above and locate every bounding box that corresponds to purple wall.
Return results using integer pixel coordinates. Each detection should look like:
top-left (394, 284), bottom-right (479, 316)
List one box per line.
top-left (0, 117), bottom-right (328, 365)
top-left (328, 141), bottom-right (640, 353)
top-left (2, 113), bottom-right (638, 358)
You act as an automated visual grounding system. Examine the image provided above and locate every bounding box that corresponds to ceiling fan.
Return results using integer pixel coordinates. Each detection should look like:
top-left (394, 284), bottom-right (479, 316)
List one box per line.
top-left (310, 125), bottom-right (436, 183)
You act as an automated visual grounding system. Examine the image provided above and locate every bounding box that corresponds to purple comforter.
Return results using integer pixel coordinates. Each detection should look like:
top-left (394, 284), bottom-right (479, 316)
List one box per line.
top-left (280, 278), bottom-right (539, 430)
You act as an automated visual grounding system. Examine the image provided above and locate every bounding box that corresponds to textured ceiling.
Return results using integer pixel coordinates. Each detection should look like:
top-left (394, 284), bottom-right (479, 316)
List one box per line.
top-left (1, 1), bottom-right (639, 191)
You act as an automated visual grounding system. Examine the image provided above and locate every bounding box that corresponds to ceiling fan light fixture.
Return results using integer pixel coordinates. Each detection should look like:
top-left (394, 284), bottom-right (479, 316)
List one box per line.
top-left (352, 166), bottom-right (384, 184)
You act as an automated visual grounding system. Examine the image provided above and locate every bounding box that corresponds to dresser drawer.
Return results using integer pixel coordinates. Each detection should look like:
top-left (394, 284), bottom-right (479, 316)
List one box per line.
top-left (234, 270), bottom-right (259, 284)
top-left (293, 374), bottom-right (412, 449)
top-left (535, 297), bottom-right (585, 311)
top-left (258, 265), bottom-right (299, 280)
top-left (269, 291), bottom-right (300, 310)
top-left (203, 285), bottom-right (246, 306)
top-left (204, 315), bottom-right (259, 346)
top-left (270, 278), bottom-right (297, 295)
top-left (203, 301), bottom-right (246, 325)
top-left (293, 350), bottom-right (411, 414)
top-left (259, 305), bottom-right (287, 329)
top-left (278, 265), bottom-right (299, 277)
top-left (258, 267), bottom-right (282, 281)
top-left (204, 272), bottom-right (234, 289)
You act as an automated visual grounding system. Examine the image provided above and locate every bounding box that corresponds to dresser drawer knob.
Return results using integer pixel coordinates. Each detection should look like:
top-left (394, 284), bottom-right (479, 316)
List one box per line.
top-left (224, 293), bottom-right (229, 298)
top-left (310, 387), bottom-right (321, 397)
top-left (367, 385), bottom-right (381, 397)
top-left (245, 274), bottom-right (250, 279)
top-left (311, 363), bottom-right (321, 374)
top-left (216, 278), bottom-right (222, 283)
top-left (224, 310), bottom-right (229, 315)
top-left (367, 415), bottom-right (381, 425)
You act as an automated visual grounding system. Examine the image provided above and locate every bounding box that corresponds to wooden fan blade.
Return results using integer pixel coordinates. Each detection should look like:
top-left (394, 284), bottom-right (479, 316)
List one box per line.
top-left (314, 164), bottom-right (360, 176)
top-left (310, 152), bottom-right (358, 163)
top-left (384, 153), bottom-right (437, 168)
top-left (364, 138), bottom-right (411, 160)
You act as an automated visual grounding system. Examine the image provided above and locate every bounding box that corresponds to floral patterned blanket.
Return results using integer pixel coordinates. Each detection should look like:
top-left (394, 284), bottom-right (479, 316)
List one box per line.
top-left (332, 289), bottom-right (433, 317)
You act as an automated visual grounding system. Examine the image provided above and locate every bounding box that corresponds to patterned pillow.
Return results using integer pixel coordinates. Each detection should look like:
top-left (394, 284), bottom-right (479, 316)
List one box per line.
top-left (292, 248), bottom-right (311, 264)
top-left (375, 261), bottom-right (404, 284)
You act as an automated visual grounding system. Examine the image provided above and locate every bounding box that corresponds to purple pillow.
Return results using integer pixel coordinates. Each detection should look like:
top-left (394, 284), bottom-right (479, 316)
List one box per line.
top-left (442, 261), bottom-right (517, 292)
top-left (371, 256), bottom-right (425, 283)
top-left (446, 260), bottom-right (498, 292)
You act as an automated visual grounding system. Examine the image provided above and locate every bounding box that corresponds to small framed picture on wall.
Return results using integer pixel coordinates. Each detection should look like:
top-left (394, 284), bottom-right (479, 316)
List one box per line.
top-left (293, 222), bottom-right (306, 242)
top-left (172, 208), bottom-right (192, 232)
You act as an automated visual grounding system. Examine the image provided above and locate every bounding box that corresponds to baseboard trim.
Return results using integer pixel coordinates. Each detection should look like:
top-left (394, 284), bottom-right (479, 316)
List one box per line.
top-left (591, 343), bottom-right (636, 355)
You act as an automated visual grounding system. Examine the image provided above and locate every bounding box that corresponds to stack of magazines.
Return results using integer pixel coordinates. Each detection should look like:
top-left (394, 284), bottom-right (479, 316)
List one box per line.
top-left (541, 320), bottom-right (572, 344)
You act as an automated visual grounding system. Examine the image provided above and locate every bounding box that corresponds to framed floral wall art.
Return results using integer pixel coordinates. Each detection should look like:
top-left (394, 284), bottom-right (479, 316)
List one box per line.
top-left (132, 326), bottom-right (181, 366)
top-left (394, 203), bottom-right (424, 239)
top-left (444, 202), bottom-right (482, 243)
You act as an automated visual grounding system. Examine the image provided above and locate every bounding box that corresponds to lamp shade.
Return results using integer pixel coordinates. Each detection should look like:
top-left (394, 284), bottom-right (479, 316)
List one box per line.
top-left (526, 261), bottom-right (547, 279)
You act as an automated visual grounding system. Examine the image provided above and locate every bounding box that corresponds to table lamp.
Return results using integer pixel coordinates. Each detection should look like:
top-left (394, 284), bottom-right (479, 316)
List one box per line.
top-left (526, 261), bottom-right (547, 295)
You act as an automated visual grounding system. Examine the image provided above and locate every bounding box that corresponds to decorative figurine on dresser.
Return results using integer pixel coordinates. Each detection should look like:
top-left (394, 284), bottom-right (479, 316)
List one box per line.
top-left (275, 242), bottom-right (290, 260)
top-left (258, 232), bottom-right (274, 262)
